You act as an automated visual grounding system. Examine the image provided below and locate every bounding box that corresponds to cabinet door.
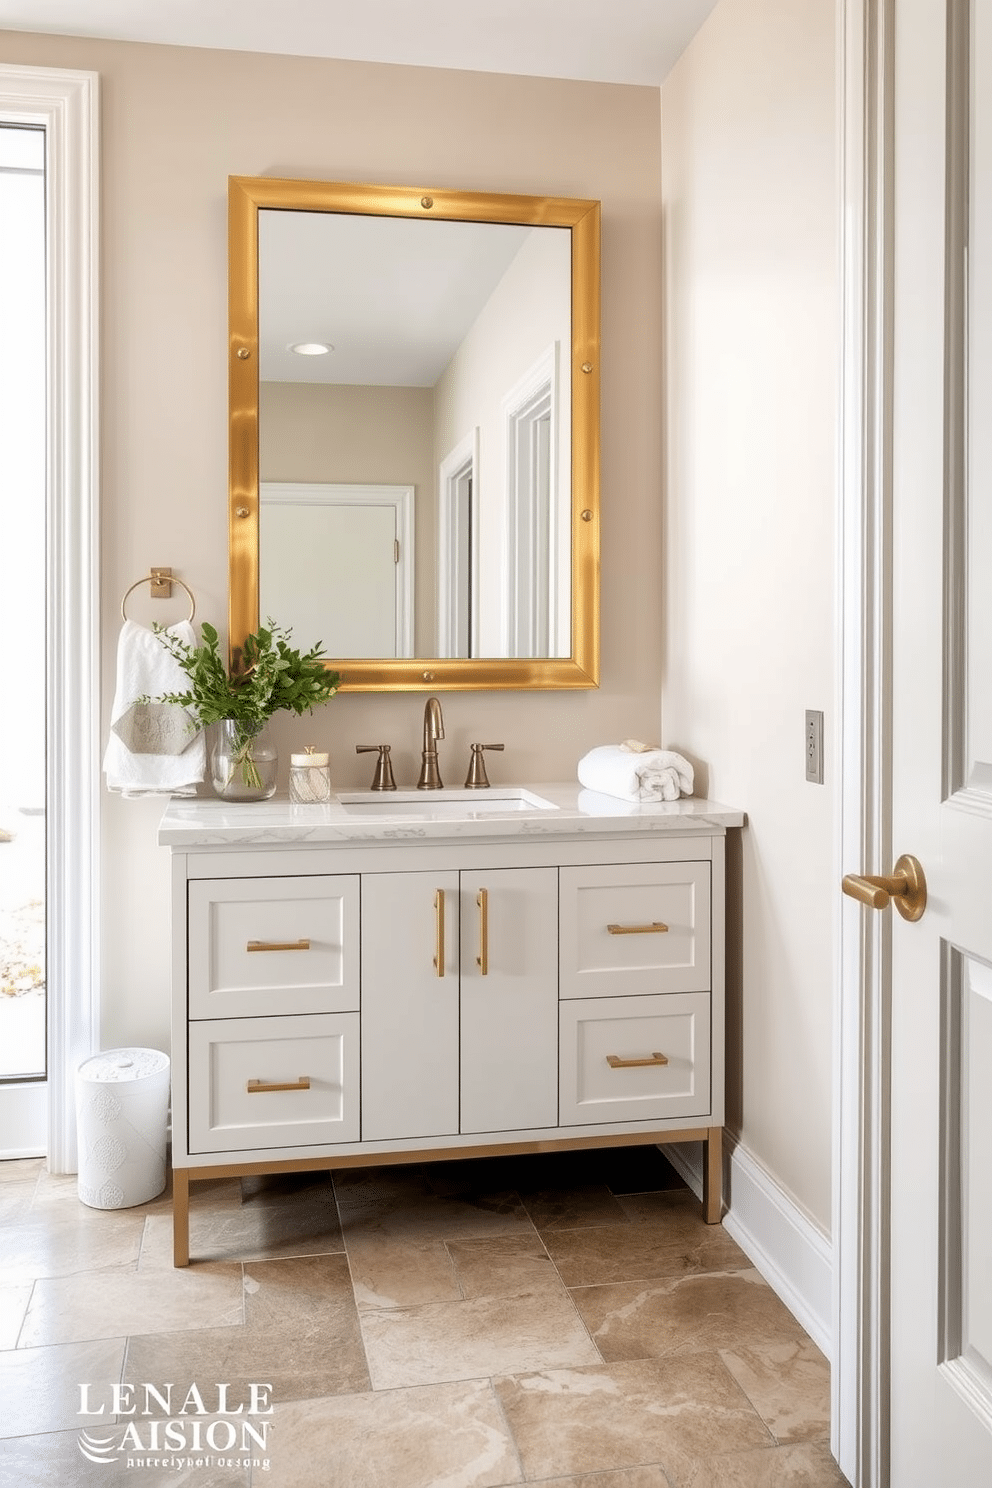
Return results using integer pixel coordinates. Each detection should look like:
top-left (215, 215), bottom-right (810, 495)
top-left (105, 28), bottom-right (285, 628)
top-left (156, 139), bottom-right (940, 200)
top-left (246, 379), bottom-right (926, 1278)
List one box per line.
top-left (460, 866), bottom-right (558, 1134)
top-left (361, 871), bottom-right (460, 1141)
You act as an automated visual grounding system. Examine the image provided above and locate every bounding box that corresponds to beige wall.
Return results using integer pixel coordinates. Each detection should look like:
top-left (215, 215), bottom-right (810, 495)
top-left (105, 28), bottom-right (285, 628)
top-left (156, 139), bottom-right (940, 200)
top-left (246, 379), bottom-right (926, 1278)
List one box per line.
top-left (0, 31), bottom-right (664, 1056)
top-left (661, 0), bottom-right (838, 1230)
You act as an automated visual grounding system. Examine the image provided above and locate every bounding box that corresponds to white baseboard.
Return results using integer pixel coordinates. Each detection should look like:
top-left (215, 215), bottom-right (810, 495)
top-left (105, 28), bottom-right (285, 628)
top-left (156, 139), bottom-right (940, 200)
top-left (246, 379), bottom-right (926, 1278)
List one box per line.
top-left (661, 1134), bottom-right (833, 1359)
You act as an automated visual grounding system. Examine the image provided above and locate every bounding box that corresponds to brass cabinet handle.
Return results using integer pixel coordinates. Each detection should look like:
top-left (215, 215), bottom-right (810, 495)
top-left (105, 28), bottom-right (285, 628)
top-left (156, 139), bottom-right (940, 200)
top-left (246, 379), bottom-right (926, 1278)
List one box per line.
top-left (246, 939), bottom-right (311, 953)
top-left (607, 922), bottom-right (669, 935)
top-left (606, 1051), bottom-right (670, 1068)
top-left (477, 888), bottom-right (489, 975)
top-left (434, 888), bottom-right (445, 978)
top-left (841, 854), bottom-right (927, 922)
top-left (246, 1076), bottom-right (311, 1093)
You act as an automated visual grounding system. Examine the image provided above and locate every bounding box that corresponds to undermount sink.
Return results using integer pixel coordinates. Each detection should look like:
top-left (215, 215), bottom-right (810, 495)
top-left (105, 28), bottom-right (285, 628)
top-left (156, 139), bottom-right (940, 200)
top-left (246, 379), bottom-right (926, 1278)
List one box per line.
top-left (338, 788), bottom-right (559, 817)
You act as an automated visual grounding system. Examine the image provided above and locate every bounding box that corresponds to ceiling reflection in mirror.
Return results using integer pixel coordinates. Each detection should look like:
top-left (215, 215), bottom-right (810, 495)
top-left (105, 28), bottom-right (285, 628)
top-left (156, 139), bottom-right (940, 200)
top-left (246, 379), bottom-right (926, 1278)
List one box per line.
top-left (229, 178), bottom-right (601, 691)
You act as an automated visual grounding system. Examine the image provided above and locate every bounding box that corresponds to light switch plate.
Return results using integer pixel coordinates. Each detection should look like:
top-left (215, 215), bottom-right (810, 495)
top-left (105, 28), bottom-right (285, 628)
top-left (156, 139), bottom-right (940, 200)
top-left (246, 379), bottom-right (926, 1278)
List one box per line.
top-left (805, 709), bottom-right (824, 784)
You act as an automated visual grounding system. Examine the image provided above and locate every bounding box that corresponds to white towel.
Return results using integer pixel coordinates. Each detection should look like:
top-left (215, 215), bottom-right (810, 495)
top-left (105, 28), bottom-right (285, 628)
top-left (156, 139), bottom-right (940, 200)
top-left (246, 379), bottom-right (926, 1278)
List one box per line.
top-left (577, 744), bottom-right (694, 803)
top-left (103, 620), bottom-right (205, 797)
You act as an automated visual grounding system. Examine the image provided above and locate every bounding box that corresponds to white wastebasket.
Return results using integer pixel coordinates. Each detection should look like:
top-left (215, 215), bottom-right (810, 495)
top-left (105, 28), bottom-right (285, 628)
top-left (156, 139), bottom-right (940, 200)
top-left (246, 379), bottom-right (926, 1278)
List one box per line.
top-left (76, 1048), bottom-right (170, 1208)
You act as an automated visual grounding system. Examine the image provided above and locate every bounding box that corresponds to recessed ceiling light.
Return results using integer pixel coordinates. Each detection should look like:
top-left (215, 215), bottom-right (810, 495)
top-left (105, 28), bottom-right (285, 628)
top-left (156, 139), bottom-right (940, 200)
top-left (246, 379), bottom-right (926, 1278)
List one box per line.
top-left (288, 341), bottom-right (333, 356)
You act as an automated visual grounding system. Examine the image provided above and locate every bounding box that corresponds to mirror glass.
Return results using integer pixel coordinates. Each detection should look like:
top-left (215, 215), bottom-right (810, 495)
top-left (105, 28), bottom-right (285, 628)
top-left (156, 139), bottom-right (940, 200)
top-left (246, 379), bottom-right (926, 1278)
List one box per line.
top-left (229, 177), bottom-right (600, 690)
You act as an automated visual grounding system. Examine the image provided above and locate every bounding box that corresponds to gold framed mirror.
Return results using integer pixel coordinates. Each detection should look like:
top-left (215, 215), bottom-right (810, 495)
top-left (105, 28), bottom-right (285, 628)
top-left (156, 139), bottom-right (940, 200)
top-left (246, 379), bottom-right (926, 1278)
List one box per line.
top-left (229, 175), bottom-right (600, 690)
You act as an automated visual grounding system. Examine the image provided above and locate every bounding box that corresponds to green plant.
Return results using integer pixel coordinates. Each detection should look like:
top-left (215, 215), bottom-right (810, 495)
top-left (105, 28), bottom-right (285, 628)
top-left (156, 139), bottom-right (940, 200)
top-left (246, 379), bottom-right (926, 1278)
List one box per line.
top-left (152, 620), bottom-right (340, 790)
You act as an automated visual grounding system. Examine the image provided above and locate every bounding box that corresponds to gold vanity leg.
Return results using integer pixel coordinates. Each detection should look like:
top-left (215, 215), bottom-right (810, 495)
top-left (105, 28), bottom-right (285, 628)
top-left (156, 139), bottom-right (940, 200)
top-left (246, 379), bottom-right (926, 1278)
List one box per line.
top-left (172, 1167), bottom-right (190, 1267)
top-left (702, 1127), bottom-right (723, 1224)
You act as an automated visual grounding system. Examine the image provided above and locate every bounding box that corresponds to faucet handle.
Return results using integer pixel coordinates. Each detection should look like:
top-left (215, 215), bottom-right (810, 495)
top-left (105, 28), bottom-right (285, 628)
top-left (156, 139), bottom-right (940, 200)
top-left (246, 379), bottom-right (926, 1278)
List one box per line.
top-left (356, 744), bottom-right (397, 791)
top-left (464, 743), bottom-right (504, 789)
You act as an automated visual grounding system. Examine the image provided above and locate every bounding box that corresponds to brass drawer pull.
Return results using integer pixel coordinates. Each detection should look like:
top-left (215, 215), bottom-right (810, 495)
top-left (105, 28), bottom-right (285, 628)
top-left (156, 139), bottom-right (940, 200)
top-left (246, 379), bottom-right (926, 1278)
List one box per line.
top-left (434, 888), bottom-right (445, 978)
top-left (477, 888), bottom-right (489, 975)
top-left (246, 938), bottom-right (311, 953)
top-left (247, 1076), bottom-right (311, 1093)
top-left (607, 921), bottom-right (669, 935)
top-left (606, 1051), bottom-right (669, 1069)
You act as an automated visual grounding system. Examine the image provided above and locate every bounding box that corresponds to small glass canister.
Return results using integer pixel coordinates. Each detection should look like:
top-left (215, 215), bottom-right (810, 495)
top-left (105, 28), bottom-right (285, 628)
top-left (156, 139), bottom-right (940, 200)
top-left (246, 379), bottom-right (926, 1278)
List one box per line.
top-left (289, 747), bottom-right (332, 804)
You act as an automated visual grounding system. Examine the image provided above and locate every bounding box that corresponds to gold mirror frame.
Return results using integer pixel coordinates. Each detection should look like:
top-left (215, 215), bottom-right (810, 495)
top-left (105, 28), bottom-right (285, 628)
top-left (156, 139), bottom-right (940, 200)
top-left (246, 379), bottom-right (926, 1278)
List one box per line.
top-left (229, 175), bottom-right (600, 691)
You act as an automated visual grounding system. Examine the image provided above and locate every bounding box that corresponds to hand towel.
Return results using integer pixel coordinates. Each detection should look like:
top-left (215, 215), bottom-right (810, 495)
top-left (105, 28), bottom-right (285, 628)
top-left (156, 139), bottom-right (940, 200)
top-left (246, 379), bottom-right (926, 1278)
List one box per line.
top-left (103, 620), bottom-right (205, 797)
top-left (577, 744), bottom-right (694, 803)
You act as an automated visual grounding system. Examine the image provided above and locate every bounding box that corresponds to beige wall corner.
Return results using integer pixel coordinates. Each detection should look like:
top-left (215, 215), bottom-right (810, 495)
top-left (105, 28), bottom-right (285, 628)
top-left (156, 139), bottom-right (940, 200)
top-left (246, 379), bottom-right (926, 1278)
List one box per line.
top-left (661, 0), bottom-right (839, 1232)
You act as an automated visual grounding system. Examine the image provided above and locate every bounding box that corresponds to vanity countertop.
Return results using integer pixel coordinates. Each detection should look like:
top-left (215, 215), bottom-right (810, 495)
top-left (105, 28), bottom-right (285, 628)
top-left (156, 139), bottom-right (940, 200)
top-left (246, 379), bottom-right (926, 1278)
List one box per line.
top-left (158, 784), bottom-right (744, 849)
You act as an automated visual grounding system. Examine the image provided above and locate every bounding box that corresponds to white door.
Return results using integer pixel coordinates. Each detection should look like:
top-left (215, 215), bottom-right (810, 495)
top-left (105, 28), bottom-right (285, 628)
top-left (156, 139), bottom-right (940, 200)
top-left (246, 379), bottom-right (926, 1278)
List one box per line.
top-left (880, 2), bottom-right (992, 1480)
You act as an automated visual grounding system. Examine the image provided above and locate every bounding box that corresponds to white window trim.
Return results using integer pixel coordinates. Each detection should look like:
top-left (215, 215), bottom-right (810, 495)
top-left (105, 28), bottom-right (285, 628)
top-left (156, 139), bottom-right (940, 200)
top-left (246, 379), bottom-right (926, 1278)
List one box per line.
top-left (437, 429), bottom-right (480, 657)
top-left (0, 65), bottom-right (100, 1172)
top-left (501, 343), bottom-right (561, 657)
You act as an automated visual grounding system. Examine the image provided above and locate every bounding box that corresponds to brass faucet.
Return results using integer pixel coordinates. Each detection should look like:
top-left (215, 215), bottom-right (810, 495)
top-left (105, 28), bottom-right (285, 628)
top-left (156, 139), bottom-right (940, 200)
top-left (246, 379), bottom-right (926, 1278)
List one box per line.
top-left (416, 696), bottom-right (445, 789)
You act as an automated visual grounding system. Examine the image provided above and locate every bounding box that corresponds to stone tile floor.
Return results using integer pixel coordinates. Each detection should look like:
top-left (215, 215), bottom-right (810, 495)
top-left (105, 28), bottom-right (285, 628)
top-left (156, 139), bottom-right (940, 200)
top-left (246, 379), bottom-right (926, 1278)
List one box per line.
top-left (0, 1146), bottom-right (850, 1486)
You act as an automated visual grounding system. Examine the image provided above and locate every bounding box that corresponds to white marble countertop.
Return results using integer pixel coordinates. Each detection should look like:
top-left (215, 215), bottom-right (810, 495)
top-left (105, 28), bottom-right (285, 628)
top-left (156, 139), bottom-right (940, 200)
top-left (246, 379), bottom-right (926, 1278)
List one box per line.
top-left (158, 783), bottom-right (744, 849)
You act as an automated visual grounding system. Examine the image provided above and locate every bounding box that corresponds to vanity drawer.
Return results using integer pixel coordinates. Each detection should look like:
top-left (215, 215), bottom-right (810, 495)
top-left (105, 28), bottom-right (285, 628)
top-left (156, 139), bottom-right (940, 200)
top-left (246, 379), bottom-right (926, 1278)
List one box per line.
top-left (188, 1012), bottom-right (360, 1154)
top-left (559, 862), bottom-right (710, 998)
top-left (188, 876), bottom-right (360, 1019)
top-left (559, 992), bottom-right (711, 1125)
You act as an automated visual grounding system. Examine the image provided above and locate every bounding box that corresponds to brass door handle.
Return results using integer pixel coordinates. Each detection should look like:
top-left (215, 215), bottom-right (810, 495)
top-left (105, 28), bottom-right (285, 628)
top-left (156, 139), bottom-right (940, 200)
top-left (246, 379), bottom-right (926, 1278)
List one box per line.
top-left (841, 854), bottom-right (927, 921)
top-left (607, 921), bottom-right (669, 935)
top-left (434, 888), bottom-right (445, 978)
top-left (246, 1076), bottom-right (311, 1093)
top-left (247, 939), bottom-right (311, 953)
top-left (607, 1051), bottom-right (669, 1068)
top-left (476, 888), bottom-right (488, 975)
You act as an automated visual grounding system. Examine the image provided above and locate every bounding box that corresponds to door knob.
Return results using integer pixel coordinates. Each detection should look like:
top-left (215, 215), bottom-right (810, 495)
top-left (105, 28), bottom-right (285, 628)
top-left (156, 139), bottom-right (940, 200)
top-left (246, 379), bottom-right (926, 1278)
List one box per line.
top-left (841, 854), bottom-right (927, 921)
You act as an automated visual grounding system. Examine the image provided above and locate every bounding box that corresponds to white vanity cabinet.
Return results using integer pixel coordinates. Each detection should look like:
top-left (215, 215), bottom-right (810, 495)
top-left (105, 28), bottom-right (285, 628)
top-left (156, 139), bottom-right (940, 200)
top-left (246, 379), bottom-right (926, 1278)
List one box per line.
top-left (361, 867), bottom-right (558, 1141)
top-left (162, 790), bottom-right (743, 1266)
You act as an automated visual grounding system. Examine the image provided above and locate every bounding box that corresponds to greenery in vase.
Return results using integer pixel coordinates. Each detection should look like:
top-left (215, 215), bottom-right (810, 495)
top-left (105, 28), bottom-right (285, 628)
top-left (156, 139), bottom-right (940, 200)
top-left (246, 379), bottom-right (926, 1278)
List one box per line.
top-left (152, 620), bottom-right (341, 790)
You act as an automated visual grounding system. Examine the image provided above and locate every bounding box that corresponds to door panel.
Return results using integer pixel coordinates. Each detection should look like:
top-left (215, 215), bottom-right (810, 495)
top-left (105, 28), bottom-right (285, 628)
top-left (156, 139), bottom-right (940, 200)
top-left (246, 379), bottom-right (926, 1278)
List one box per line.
top-left (887, 1), bottom-right (992, 1478)
top-left (361, 871), bottom-right (459, 1141)
top-left (459, 867), bottom-right (558, 1134)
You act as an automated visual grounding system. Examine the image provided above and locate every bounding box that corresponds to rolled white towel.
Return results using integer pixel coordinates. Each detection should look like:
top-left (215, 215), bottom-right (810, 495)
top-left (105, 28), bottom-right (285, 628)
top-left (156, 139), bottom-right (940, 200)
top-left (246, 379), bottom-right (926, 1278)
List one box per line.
top-left (577, 744), bottom-right (694, 803)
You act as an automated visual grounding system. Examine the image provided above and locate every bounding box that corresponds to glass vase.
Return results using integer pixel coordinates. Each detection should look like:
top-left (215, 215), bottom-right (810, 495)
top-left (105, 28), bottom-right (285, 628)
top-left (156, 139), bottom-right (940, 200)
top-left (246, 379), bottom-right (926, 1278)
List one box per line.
top-left (210, 719), bottom-right (277, 801)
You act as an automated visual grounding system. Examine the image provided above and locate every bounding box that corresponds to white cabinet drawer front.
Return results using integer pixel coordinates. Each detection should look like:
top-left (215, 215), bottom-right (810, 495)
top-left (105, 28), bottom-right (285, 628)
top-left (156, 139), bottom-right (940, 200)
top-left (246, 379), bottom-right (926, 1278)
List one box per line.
top-left (188, 1012), bottom-right (359, 1153)
top-left (559, 993), bottom-right (711, 1125)
top-left (559, 863), bottom-right (710, 998)
top-left (188, 876), bottom-right (359, 1018)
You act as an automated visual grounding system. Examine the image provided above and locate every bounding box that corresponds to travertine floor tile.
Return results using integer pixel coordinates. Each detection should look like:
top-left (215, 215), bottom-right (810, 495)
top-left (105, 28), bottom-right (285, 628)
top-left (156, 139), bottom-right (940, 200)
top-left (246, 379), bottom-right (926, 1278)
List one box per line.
top-left (1, 1211), bottom-right (145, 1283)
top-left (0, 1336), bottom-right (126, 1436)
top-left (520, 1183), bottom-right (631, 1232)
top-left (671, 1439), bottom-right (849, 1487)
top-left (570, 1268), bottom-right (808, 1362)
top-left (718, 1339), bottom-right (831, 1444)
top-left (124, 1253), bottom-right (370, 1405)
top-left (0, 1425), bottom-right (252, 1485)
top-left (544, 1212), bottom-right (749, 1287)
top-left (138, 1197), bottom-right (343, 1271)
top-left (338, 1167), bottom-right (532, 1241)
top-left (446, 1232), bottom-right (563, 1299)
top-left (534, 1471), bottom-right (674, 1488)
top-left (361, 1287), bottom-right (601, 1389)
top-left (494, 1354), bottom-right (771, 1480)
top-left (0, 1156), bottom-right (44, 1183)
top-left (347, 1233), bottom-right (463, 1310)
top-left (18, 1260), bottom-right (244, 1346)
top-left (263, 1379), bottom-right (522, 1488)
top-left (0, 1282), bottom-right (33, 1348)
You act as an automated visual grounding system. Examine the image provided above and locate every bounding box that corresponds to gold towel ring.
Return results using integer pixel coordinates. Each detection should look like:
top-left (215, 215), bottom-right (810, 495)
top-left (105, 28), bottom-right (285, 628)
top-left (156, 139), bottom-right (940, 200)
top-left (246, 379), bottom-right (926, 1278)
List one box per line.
top-left (120, 574), bottom-right (196, 623)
